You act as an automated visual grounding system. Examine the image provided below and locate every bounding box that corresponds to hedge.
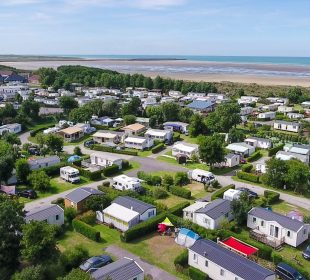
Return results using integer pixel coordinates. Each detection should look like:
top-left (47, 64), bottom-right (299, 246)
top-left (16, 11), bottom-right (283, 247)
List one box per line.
top-left (173, 132), bottom-right (181, 142)
top-left (78, 211), bottom-right (96, 225)
top-left (237, 171), bottom-right (260, 183)
top-left (73, 165), bottom-right (103, 180)
top-left (268, 143), bottom-right (285, 157)
top-left (247, 151), bottom-right (262, 162)
top-left (41, 162), bottom-right (67, 176)
top-left (151, 143), bottom-right (165, 154)
top-left (72, 219), bottom-right (100, 242)
top-left (29, 124), bottom-right (55, 137)
top-left (188, 267), bottom-right (208, 280)
top-left (168, 201), bottom-right (190, 216)
top-left (264, 190), bottom-right (280, 204)
top-left (211, 184), bottom-right (235, 200)
top-left (121, 212), bottom-right (166, 242)
top-left (137, 171), bottom-right (162, 186)
top-left (91, 144), bottom-right (138, 156)
top-left (102, 164), bottom-right (119, 177)
top-left (169, 185), bottom-right (191, 199)
top-left (241, 163), bottom-right (253, 173)
top-left (174, 249), bottom-right (188, 267)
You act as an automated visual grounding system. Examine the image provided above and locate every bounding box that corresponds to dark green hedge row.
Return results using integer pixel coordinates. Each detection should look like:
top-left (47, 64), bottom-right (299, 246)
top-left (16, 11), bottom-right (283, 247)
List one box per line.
top-left (247, 151), bottom-right (262, 162)
top-left (72, 219), bottom-right (100, 242)
top-left (29, 124), bottom-right (55, 137)
top-left (102, 164), bottom-right (119, 177)
top-left (41, 162), bottom-right (67, 176)
top-left (137, 171), bottom-right (162, 186)
top-left (169, 201), bottom-right (190, 216)
top-left (264, 190), bottom-right (280, 204)
top-left (91, 144), bottom-right (138, 156)
top-left (268, 143), bottom-right (285, 156)
top-left (241, 163), bottom-right (253, 173)
top-left (189, 267), bottom-right (209, 280)
top-left (174, 249), bottom-right (188, 267)
top-left (151, 143), bottom-right (165, 154)
top-left (173, 132), bottom-right (181, 142)
top-left (169, 186), bottom-right (191, 199)
top-left (211, 184), bottom-right (235, 200)
top-left (237, 171), bottom-right (260, 183)
top-left (72, 164), bottom-right (103, 180)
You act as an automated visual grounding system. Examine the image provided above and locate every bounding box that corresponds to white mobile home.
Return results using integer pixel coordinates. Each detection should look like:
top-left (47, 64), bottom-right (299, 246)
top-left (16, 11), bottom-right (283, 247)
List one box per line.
top-left (258, 111), bottom-right (276, 120)
top-left (28, 155), bottom-right (60, 170)
top-left (172, 142), bottom-right (199, 158)
top-left (278, 106), bottom-right (294, 113)
top-left (93, 130), bottom-right (122, 144)
top-left (274, 120), bottom-right (300, 133)
top-left (226, 142), bottom-right (255, 157)
top-left (223, 189), bottom-right (242, 201)
top-left (244, 137), bottom-right (272, 149)
top-left (240, 106), bottom-right (253, 116)
top-left (124, 136), bottom-right (153, 150)
top-left (188, 169), bottom-right (215, 184)
top-left (25, 204), bottom-right (64, 226)
top-left (224, 153), bottom-right (240, 167)
top-left (163, 121), bottom-right (189, 133)
top-left (144, 129), bottom-right (172, 142)
top-left (183, 202), bottom-right (209, 221)
top-left (248, 207), bottom-right (310, 248)
top-left (90, 152), bottom-right (123, 169)
top-left (0, 123), bottom-right (22, 135)
top-left (112, 175), bottom-right (141, 191)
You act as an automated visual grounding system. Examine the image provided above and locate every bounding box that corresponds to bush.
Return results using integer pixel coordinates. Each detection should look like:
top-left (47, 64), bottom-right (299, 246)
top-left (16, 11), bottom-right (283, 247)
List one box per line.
top-left (102, 164), bottom-right (119, 176)
top-left (28, 170), bottom-right (51, 192)
top-left (78, 211), bottom-right (96, 225)
top-left (241, 163), bottom-right (253, 173)
top-left (85, 195), bottom-right (111, 212)
top-left (174, 249), bottom-right (188, 267)
top-left (60, 245), bottom-right (89, 272)
top-left (91, 144), bottom-right (138, 156)
top-left (137, 171), bottom-right (162, 186)
top-left (73, 165), bottom-right (103, 180)
top-left (174, 172), bottom-right (190, 186)
top-left (272, 252), bottom-right (283, 264)
top-left (72, 219), bottom-right (100, 242)
top-left (122, 159), bottom-right (129, 169)
top-left (168, 201), bottom-right (190, 216)
top-left (51, 197), bottom-right (64, 208)
top-left (152, 187), bottom-right (168, 199)
top-left (151, 143), bottom-right (165, 154)
top-left (264, 190), bottom-right (280, 204)
top-left (169, 185), bottom-right (191, 199)
top-left (247, 151), bottom-right (262, 162)
top-left (162, 174), bottom-right (174, 189)
top-left (188, 267), bottom-right (208, 280)
top-left (64, 207), bottom-right (78, 224)
top-left (211, 184), bottom-right (235, 200)
top-left (237, 171), bottom-right (260, 183)
top-left (41, 162), bottom-right (67, 176)
top-left (173, 132), bottom-right (181, 142)
top-left (73, 146), bottom-right (82, 156)
top-left (268, 143), bottom-right (285, 156)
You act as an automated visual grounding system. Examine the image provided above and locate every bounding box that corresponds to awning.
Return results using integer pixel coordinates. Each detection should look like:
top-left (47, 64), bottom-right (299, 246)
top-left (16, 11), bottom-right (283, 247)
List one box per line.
top-left (160, 217), bottom-right (174, 226)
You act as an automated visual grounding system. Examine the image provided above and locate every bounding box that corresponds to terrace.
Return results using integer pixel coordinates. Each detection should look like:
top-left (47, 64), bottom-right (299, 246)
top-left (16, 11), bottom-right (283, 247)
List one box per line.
top-left (250, 228), bottom-right (285, 250)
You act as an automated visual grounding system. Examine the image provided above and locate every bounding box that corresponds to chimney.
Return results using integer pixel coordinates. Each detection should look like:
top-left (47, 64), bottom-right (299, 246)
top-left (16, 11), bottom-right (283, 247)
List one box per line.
top-left (204, 251), bottom-right (207, 257)
top-left (131, 206), bottom-right (133, 210)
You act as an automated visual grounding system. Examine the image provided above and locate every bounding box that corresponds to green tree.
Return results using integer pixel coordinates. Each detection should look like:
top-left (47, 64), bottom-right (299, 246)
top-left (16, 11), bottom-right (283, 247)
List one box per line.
top-left (73, 146), bottom-right (82, 156)
top-left (64, 207), bottom-right (77, 224)
top-left (28, 171), bottom-right (51, 192)
top-left (85, 195), bottom-right (111, 212)
top-left (287, 87), bottom-right (303, 103)
top-left (38, 67), bottom-right (57, 87)
top-left (2, 132), bottom-right (21, 145)
top-left (146, 106), bottom-right (163, 124)
top-left (123, 115), bottom-right (137, 125)
top-left (228, 128), bottom-right (245, 143)
top-left (153, 75), bottom-right (163, 89)
top-left (16, 159), bottom-right (31, 183)
top-left (198, 134), bottom-right (225, 168)
top-left (231, 192), bottom-right (253, 226)
top-left (69, 107), bottom-right (92, 123)
top-left (60, 245), bottom-right (89, 272)
top-left (59, 96), bottom-right (78, 114)
top-left (101, 99), bottom-right (119, 117)
top-left (21, 221), bottom-right (58, 263)
top-left (20, 99), bottom-right (40, 121)
top-left (262, 158), bottom-right (288, 189)
top-left (161, 102), bottom-right (180, 121)
top-left (12, 265), bottom-right (45, 280)
top-left (57, 269), bottom-right (92, 280)
top-left (162, 174), bottom-right (174, 189)
top-left (0, 155), bottom-right (14, 183)
top-left (44, 134), bottom-right (64, 153)
top-left (121, 96), bottom-right (141, 116)
top-left (178, 107), bottom-right (194, 123)
top-left (188, 114), bottom-right (207, 137)
top-left (285, 160), bottom-right (310, 193)
top-left (0, 196), bottom-right (25, 279)
top-left (174, 172), bottom-right (190, 186)
top-left (0, 140), bottom-right (13, 156)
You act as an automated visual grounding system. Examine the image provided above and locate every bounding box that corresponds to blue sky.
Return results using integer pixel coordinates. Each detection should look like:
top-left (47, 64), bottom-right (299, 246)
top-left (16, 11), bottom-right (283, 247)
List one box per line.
top-left (0, 0), bottom-right (310, 56)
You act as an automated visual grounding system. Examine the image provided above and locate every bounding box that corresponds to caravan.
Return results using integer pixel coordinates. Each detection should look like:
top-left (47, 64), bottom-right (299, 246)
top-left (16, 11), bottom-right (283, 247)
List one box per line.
top-left (60, 166), bottom-right (80, 183)
top-left (188, 169), bottom-right (215, 184)
top-left (112, 175), bottom-right (141, 191)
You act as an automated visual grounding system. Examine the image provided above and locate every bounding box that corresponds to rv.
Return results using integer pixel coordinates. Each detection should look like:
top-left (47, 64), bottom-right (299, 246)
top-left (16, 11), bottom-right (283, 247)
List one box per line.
top-left (188, 169), bottom-right (215, 184)
top-left (60, 166), bottom-right (80, 183)
top-left (112, 175), bottom-right (141, 191)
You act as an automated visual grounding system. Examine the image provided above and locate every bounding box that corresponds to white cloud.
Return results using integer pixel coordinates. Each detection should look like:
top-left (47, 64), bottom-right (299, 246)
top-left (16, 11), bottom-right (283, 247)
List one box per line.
top-left (134, 0), bottom-right (187, 9)
top-left (2, 0), bottom-right (42, 5)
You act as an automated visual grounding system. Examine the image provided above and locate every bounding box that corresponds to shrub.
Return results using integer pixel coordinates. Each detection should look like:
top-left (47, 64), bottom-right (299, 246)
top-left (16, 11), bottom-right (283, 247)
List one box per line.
top-left (122, 159), bottom-right (130, 169)
top-left (151, 143), bottom-right (165, 154)
top-left (211, 184), bottom-right (235, 200)
top-left (73, 165), bottom-right (103, 180)
top-left (137, 171), bottom-right (161, 186)
top-left (152, 187), bottom-right (168, 199)
top-left (211, 180), bottom-right (221, 189)
top-left (72, 219), bottom-right (100, 242)
top-left (91, 144), bottom-right (138, 156)
top-left (169, 185), bottom-right (191, 199)
top-left (162, 174), bottom-right (174, 189)
top-left (52, 197), bottom-right (65, 208)
top-left (168, 201), bottom-right (190, 216)
top-left (73, 146), bottom-right (82, 156)
top-left (85, 195), bottom-right (111, 212)
top-left (102, 164), bottom-right (119, 176)
top-left (241, 163), bottom-right (253, 173)
top-left (188, 267), bottom-right (208, 280)
top-left (236, 171), bottom-right (260, 183)
top-left (60, 245), bottom-right (89, 272)
top-left (247, 151), bottom-right (262, 162)
top-left (78, 211), bottom-right (96, 225)
top-left (174, 172), bottom-right (190, 186)
top-left (272, 252), bottom-right (283, 264)
top-left (173, 132), bottom-right (181, 142)
top-left (264, 190), bottom-right (280, 204)
top-left (64, 207), bottom-right (78, 224)
top-left (27, 170), bottom-right (51, 192)
top-left (41, 162), bottom-right (67, 176)
top-left (174, 249), bottom-right (188, 270)
top-left (268, 143), bottom-right (285, 156)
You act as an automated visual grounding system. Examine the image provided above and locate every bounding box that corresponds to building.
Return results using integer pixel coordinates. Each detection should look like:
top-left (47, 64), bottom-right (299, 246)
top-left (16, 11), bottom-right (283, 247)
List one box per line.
top-left (124, 136), bottom-right (154, 150)
top-left (248, 207), bottom-right (310, 248)
top-left (90, 152), bottom-right (123, 169)
top-left (144, 129), bottom-right (172, 142)
top-left (65, 187), bottom-right (103, 211)
top-left (226, 142), bottom-right (255, 157)
top-left (266, 97), bottom-right (288, 105)
top-left (28, 155), bottom-right (61, 170)
top-left (240, 106), bottom-right (253, 116)
top-left (58, 126), bottom-right (84, 142)
top-left (287, 112), bottom-right (304, 119)
top-left (274, 120), bottom-right (301, 133)
top-left (285, 144), bottom-right (310, 163)
top-left (258, 111), bottom-right (276, 120)
top-left (238, 96), bottom-right (260, 105)
top-left (92, 257), bottom-right (144, 280)
top-left (112, 175), bottom-right (141, 191)
top-left (0, 123), bottom-right (22, 135)
top-left (224, 153), bottom-right (240, 167)
top-left (183, 202), bottom-right (209, 221)
top-left (163, 121), bottom-right (189, 133)
top-left (187, 100), bottom-right (213, 113)
top-left (261, 104), bottom-right (278, 111)
top-left (135, 117), bottom-right (150, 127)
top-left (123, 123), bottom-right (146, 135)
top-left (172, 142), bottom-right (199, 158)
top-left (25, 204), bottom-right (64, 226)
top-left (244, 137), bottom-right (272, 149)
top-left (278, 106), bottom-right (294, 114)
top-left (301, 101), bottom-right (310, 108)
top-left (102, 196), bottom-right (156, 231)
top-left (223, 189), bottom-right (242, 201)
top-left (189, 239), bottom-right (275, 280)
top-left (93, 130), bottom-right (122, 144)
top-left (276, 151), bottom-right (308, 163)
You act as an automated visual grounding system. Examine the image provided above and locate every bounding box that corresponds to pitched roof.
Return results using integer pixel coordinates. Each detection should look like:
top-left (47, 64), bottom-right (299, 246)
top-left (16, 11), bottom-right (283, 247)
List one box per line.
top-left (59, 126), bottom-right (83, 135)
top-left (92, 257), bottom-right (143, 280)
top-left (28, 155), bottom-right (60, 165)
top-left (248, 207), bottom-right (305, 232)
top-left (274, 120), bottom-right (300, 126)
top-left (187, 100), bottom-right (212, 110)
top-left (123, 123), bottom-right (145, 131)
top-left (195, 199), bottom-right (231, 219)
top-left (112, 196), bottom-right (155, 215)
top-left (190, 239), bottom-right (275, 280)
top-left (25, 204), bottom-right (63, 222)
top-left (245, 136), bottom-right (272, 143)
top-left (65, 187), bottom-right (103, 203)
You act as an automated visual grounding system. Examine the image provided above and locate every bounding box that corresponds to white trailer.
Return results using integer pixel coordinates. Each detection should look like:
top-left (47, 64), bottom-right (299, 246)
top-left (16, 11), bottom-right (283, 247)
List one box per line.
top-left (112, 175), bottom-right (141, 191)
top-left (188, 169), bottom-right (215, 184)
top-left (223, 189), bottom-right (242, 201)
top-left (60, 166), bottom-right (80, 183)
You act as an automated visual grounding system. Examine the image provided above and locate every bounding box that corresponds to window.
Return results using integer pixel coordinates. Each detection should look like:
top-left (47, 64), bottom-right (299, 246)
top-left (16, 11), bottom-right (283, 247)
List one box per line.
top-left (205, 260), bottom-right (208, 267)
top-left (235, 277), bottom-right (239, 280)
top-left (56, 215), bottom-right (59, 220)
top-left (148, 210), bottom-right (154, 217)
top-left (304, 229), bottom-right (307, 235)
top-left (261, 221), bottom-right (264, 227)
top-left (220, 269), bottom-right (225, 276)
top-left (193, 254), bottom-right (197, 261)
top-left (287, 231), bottom-right (291, 237)
top-left (253, 217), bottom-right (256, 223)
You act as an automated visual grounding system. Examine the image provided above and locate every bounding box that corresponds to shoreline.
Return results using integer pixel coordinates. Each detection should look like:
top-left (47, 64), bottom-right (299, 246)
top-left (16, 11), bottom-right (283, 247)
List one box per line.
top-left (2, 59), bottom-right (310, 87)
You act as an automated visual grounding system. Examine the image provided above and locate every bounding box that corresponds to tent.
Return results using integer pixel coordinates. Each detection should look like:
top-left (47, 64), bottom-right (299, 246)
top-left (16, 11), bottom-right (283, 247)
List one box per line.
top-left (158, 217), bottom-right (174, 234)
top-left (175, 228), bottom-right (201, 248)
top-left (67, 155), bottom-right (81, 163)
top-left (161, 217), bottom-right (174, 227)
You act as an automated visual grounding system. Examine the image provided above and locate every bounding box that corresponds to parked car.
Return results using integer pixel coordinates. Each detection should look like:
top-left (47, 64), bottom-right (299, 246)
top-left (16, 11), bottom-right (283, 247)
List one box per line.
top-left (237, 187), bottom-right (258, 198)
top-left (302, 245), bottom-right (310, 260)
top-left (17, 189), bottom-right (37, 199)
top-left (79, 255), bottom-right (112, 273)
top-left (28, 146), bottom-right (40, 156)
top-left (84, 139), bottom-right (97, 148)
top-left (275, 262), bottom-right (305, 280)
top-left (240, 158), bottom-right (247, 164)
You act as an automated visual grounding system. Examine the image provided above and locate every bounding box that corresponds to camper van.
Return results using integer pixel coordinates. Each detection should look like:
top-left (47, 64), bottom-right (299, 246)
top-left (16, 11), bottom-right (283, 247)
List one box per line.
top-left (60, 166), bottom-right (80, 183)
top-left (112, 175), bottom-right (141, 191)
top-left (188, 169), bottom-right (215, 184)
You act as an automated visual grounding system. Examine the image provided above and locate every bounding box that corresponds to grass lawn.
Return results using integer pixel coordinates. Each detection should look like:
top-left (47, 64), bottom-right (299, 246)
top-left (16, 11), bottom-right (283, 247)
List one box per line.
top-left (26, 119), bottom-right (56, 131)
top-left (185, 182), bottom-right (209, 199)
top-left (64, 134), bottom-right (94, 146)
top-left (58, 226), bottom-right (187, 279)
top-left (124, 148), bottom-right (153, 157)
top-left (180, 135), bottom-right (199, 144)
top-left (156, 194), bottom-right (189, 208)
top-left (270, 200), bottom-right (310, 217)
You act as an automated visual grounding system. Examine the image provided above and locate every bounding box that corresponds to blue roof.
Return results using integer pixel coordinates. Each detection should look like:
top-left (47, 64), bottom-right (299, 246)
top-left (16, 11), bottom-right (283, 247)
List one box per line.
top-left (179, 228), bottom-right (201, 240)
top-left (187, 100), bottom-right (212, 110)
top-left (67, 155), bottom-right (81, 162)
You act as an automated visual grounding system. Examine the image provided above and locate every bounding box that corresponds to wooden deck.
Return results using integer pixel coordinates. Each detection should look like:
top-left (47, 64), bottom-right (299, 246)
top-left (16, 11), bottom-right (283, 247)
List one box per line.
top-left (250, 229), bottom-right (284, 250)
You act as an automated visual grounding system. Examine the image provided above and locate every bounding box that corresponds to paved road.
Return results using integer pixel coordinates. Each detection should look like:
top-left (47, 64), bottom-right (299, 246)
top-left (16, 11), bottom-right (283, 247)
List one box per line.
top-left (105, 245), bottom-right (178, 280)
top-left (19, 131), bottom-right (31, 145)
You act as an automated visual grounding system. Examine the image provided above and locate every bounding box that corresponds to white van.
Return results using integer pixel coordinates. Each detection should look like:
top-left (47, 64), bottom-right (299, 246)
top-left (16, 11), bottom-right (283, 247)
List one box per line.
top-left (188, 169), bottom-right (215, 184)
top-left (112, 175), bottom-right (141, 191)
top-left (60, 166), bottom-right (80, 183)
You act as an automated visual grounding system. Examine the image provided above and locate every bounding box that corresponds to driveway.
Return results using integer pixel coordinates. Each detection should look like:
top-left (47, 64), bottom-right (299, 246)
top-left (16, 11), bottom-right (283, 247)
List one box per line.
top-left (19, 131), bottom-right (31, 145)
top-left (105, 245), bottom-right (178, 280)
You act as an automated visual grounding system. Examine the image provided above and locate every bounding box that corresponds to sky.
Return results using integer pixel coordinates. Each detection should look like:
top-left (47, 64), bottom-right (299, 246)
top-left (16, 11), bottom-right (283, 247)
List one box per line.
top-left (0, 0), bottom-right (310, 56)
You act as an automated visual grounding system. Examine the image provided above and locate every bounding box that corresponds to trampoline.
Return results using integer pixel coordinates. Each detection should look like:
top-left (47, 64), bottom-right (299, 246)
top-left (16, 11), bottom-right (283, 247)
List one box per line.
top-left (219, 236), bottom-right (258, 258)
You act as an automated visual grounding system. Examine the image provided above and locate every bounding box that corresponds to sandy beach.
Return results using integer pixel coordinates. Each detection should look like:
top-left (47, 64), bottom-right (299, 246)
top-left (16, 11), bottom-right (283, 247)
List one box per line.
top-left (2, 59), bottom-right (310, 87)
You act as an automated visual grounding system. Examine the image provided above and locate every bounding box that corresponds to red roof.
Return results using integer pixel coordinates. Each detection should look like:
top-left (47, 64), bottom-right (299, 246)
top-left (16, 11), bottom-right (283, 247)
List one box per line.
top-left (222, 237), bottom-right (258, 257)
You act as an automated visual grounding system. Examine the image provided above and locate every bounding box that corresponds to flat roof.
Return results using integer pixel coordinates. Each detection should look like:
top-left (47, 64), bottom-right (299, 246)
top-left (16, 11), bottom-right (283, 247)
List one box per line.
top-left (103, 203), bottom-right (139, 222)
